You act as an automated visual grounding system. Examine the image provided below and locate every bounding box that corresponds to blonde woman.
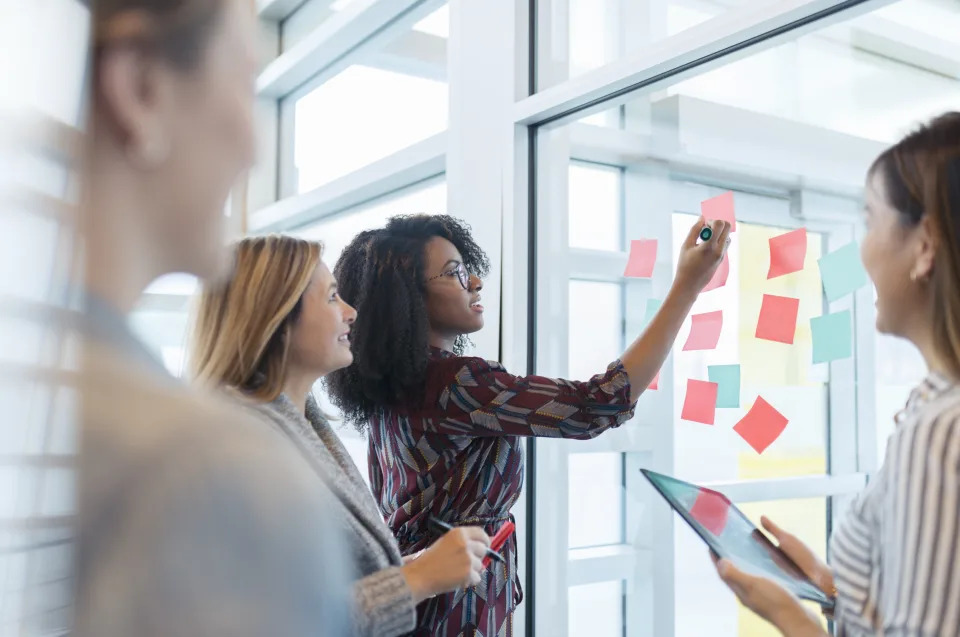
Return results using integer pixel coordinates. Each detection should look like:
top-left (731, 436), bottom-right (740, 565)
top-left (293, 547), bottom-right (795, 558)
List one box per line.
top-left (190, 234), bottom-right (493, 637)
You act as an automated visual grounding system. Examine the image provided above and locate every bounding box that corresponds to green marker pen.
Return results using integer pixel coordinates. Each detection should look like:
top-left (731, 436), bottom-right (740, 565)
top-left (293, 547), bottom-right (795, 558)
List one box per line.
top-left (699, 227), bottom-right (713, 242)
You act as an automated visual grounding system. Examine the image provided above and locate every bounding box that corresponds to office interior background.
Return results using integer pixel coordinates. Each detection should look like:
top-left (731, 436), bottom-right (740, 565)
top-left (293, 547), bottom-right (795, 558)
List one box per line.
top-left (5, 0), bottom-right (960, 635)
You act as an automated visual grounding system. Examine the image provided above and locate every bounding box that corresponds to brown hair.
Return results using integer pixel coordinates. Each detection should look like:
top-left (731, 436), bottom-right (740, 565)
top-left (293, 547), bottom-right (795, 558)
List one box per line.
top-left (870, 112), bottom-right (960, 375)
top-left (93, 0), bottom-right (224, 70)
top-left (189, 235), bottom-right (323, 402)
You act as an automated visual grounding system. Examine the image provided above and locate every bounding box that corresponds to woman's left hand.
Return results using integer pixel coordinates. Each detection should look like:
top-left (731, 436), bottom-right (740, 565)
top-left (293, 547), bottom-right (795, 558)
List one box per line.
top-left (712, 554), bottom-right (827, 637)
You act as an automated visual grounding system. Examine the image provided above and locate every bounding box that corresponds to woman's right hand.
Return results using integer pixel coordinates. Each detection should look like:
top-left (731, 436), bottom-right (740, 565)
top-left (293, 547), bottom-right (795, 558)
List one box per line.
top-left (760, 516), bottom-right (835, 597)
top-left (673, 217), bottom-right (732, 295)
top-left (401, 527), bottom-right (491, 604)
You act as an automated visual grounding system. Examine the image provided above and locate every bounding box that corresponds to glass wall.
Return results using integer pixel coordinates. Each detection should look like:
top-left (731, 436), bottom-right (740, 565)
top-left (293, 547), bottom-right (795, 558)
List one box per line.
top-left (531, 0), bottom-right (960, 635)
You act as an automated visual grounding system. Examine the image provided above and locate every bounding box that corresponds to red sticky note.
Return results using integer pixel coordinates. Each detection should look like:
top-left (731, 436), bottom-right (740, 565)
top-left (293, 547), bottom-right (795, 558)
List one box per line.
top-left (683, 310), bottom-right (723, 351)
top-left (624, 239), bottom-right (657, 278)
top-left (768, 228), bottom-right (807, 279)
top-left (702, 252), bottom-right (730, 292)
top-left (681, 379), bottom-right (718, 425)
top-left (690, 491), bottom-right (730, 536)
top-left (701, 191), bottom-right (736, 231)
top-left (648, 370), bottom-right (660, 391)
top-left (755, 295), bottom-right (799, 344)
top-left (734, 396), bottom-right (789, 454)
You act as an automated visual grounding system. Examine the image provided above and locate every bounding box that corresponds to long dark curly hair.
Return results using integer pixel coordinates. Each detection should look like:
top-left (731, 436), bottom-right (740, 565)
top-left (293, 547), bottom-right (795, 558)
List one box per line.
top-left (324, 214), bottom-right (490, 429)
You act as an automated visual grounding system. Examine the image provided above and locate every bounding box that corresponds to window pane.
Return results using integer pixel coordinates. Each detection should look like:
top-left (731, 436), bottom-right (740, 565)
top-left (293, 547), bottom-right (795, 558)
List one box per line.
top-left (568, 580), bottom-right (623, 637)
top-left (674, 497), bottom-right (828, 637)
top-left (568, 280), bottom-right (621, 380)
top-left (294, 65), bottom-right (447, 192)
top-left (671, 214), bottom-right (827, 482)
top-left (296, 179), bottom-right (447, 267)
top-left (569, 162), bottom-right (621, 251)
top-left (537, 0), bottom-right (781, 89)
top-left (568, 453), bottom-right (622, 549)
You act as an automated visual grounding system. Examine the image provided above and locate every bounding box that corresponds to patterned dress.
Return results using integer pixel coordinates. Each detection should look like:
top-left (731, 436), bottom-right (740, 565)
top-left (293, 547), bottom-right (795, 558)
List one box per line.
top-left (367, 347), bottom-right (636, 637)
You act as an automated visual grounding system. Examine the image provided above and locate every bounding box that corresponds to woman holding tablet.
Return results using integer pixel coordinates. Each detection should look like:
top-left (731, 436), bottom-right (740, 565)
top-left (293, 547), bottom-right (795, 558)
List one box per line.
top-left (326, 214), bottom-right (730, 636)
top-left (714, 112), bottom-right (960, 636)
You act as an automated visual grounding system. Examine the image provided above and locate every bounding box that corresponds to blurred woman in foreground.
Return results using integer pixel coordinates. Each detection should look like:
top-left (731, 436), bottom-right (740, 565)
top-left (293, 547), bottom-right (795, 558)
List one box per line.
top-left (76, 1), bottom-right (350, 634)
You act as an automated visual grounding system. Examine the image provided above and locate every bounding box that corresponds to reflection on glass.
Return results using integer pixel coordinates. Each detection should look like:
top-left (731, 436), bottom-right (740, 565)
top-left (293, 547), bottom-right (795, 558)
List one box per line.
top-left (569, 162), bottom-right (621, 251)
top-left (568, 452), bottom-right (623, 549)
top-left (568, 579), bottom-right (623, 637)
top-left (540, 0), bottom-right (779, 89)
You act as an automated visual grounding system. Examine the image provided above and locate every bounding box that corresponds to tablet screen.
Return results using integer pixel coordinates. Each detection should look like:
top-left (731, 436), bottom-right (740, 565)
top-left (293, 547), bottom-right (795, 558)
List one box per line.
top-left (641, 469), bottom-right (832, 606)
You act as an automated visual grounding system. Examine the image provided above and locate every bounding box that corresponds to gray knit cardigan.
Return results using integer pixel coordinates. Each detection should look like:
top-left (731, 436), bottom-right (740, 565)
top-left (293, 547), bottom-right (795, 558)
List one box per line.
top-left (248, 394), bottom-right (416, 637)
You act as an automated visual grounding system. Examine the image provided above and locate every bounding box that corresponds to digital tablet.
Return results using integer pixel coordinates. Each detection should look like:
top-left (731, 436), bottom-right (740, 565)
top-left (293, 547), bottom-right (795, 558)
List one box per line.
top-left (640, 468), bottom-right (833, 608)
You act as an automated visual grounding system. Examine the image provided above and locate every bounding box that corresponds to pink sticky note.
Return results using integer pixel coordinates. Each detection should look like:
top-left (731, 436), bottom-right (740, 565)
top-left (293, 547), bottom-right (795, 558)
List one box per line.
top-left (768, 228), bottom-right (807, 279)
top-left (683, 310), bottom-right (723, 351)
top-left (624, 239), bottom-right (657, 278)
top-left (681, 379), bottom-right (718, 425)
top-left (648, 370), bottom-right (660, 391)
top-left (734, 397), bottom-right (789, 454)
top-left (701, 192), bottom-right (736, 231)
top-left (755, 295), bottom-right (800, 344)
top-left (702, 252), bottom-right (730, 292)
top-left (690, 491), bottom-right (730, 536)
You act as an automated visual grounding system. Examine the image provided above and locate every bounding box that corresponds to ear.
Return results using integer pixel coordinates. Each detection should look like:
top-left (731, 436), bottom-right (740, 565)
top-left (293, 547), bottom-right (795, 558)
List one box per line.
top-left (96, 13), bottom-right (170, 167)
top-left (912, 215), bottom-right (937, 281)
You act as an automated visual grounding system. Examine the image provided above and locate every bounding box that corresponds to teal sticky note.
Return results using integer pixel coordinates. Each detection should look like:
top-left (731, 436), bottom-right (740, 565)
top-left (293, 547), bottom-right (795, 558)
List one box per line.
top-left (642, 298), bottom-right (662, 328)
top-left (708, 364), bottom-right (741, 408)
top-left (818, 242), bottom-right (869, 302)
top-left (811, 310), bottom-right (853, 364)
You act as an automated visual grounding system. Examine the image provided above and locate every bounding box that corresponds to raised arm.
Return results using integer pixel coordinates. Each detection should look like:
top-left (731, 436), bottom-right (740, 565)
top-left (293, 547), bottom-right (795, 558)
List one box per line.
top-left (620, 217), bottom-right (731, 401)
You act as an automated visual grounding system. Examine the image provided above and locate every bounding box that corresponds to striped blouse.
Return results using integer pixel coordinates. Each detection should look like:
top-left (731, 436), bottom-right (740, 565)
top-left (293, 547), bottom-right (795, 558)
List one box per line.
top-left (831, 372), bottom-right (960, 636)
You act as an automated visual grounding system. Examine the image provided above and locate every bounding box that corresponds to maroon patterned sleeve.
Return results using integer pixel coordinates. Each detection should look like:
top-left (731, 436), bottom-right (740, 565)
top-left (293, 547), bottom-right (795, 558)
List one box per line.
top-left (418, 357), bottom-right (636, 438)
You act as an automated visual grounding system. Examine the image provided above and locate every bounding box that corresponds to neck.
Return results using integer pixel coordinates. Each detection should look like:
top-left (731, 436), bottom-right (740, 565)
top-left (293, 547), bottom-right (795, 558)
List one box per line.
top-left (908, 322), bottom-right (956, 382)
top-left (80, 149), bottom-right (165, 315)
top-left (282, 369), bottom-right (318, 414)
top-left (428, 330), bottom-right (457, 353)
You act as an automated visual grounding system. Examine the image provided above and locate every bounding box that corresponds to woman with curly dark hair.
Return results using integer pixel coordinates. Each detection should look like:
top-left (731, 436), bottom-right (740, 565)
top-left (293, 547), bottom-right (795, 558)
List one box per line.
top-left (326, 213), bottom-right (730, 636)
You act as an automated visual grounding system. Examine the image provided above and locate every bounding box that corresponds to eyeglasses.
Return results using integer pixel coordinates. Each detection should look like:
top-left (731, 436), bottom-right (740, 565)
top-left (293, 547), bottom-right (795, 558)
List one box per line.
top-left (427, 262), bottom-right (471, 290)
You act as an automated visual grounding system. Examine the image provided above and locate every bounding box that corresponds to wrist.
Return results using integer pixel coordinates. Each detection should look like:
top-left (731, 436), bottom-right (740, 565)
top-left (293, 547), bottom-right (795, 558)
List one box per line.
top-left (400, 562), bottom-right (432, 604)
top-left (665, 279), bottom-right (699, 308)
top-left (773, 602), bottom-right (824, 637)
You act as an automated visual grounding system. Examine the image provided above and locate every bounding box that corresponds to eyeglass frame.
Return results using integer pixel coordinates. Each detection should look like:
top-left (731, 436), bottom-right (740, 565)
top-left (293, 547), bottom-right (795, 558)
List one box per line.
top-left (426, 262), bottom-right (472, 290)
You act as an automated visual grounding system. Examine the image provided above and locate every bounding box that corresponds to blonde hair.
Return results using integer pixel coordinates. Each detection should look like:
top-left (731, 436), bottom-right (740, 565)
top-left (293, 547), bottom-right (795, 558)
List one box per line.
top-left (189, 234), bottom-right (322, 401)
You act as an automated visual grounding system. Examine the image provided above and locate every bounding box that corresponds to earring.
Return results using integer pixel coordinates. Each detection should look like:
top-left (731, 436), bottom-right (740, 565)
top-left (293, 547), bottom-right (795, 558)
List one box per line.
top-left (128, 128), bottom-right (170, 169)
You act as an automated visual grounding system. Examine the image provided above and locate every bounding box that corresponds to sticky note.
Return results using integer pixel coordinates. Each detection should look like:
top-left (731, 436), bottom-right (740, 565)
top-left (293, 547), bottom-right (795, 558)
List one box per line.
top-left (701, 191), bottom-right (737, 231)
top-left (708, 364), bottom-right (741, 408)
top-left (811, 310), bottom-right (853, 364)
top-left (624, 239), bottom-right (657, 278)
top-left (702, 252), bottom-right (730, 292)
top-left (681, 379), bottom-right (718, 425)
top-left (734, 397), bottom-right (788, 454)
top-left (690, 491), bottom-right (730, 536)
top-left (642, 298), bottom-right (662, 328)
top-left (755, 294), bottom-right (800, 344)
top-left (818, 242), bottom-right (869, 302)
top-left (768, 228), bottom-right (807, 279)
top-left (683, 310), bottom-right (723, 351)
top-left (648, 370), bottom-right (660, 391)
